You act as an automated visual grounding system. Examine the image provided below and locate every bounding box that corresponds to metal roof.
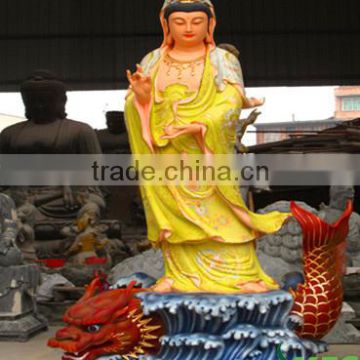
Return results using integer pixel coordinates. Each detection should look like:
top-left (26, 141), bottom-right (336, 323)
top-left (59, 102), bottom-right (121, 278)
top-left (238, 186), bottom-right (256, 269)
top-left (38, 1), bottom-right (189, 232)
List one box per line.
top-left (253, 118), bottom-right (341, 129)
top-left (248, 118), bottom-right (360, 153)
top-left (1, 0), bottom-right (360, 91)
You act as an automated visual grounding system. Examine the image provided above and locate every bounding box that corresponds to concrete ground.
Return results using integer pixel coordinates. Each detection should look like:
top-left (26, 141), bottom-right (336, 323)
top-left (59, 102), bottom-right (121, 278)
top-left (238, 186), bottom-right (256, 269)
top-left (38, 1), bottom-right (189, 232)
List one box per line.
top-left (1, 327), bottom-right (62, 360)
top-left (0, 327), bottom-right (359, 359)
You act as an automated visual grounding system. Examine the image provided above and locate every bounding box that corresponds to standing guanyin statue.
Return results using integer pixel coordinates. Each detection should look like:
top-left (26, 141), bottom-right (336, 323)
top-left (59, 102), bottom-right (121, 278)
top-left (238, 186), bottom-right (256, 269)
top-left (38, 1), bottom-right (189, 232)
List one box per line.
top-left (124, 0), bottom-right (290, 293)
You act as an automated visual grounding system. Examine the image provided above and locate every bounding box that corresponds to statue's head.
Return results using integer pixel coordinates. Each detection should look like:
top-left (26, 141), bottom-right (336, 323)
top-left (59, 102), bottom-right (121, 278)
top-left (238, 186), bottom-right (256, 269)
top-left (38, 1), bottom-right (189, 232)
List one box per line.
top-left (161, 0), bottom-right (216, 48)
top-left (20, 70), bottom-right (67, 123)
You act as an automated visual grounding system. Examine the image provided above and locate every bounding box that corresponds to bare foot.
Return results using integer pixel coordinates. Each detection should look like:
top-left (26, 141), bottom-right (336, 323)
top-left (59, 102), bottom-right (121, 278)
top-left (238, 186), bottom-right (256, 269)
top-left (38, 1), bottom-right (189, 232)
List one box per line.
top-left (236, 280), bottom-right (272, 293)
top-left (150, 277), bottom-right (174, 293)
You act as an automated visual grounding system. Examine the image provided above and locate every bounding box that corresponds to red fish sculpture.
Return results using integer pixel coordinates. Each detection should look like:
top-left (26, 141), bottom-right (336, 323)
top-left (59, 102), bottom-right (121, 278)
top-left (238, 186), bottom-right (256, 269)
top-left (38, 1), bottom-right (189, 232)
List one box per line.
top-left (290, 200), bottom-right (352, 339)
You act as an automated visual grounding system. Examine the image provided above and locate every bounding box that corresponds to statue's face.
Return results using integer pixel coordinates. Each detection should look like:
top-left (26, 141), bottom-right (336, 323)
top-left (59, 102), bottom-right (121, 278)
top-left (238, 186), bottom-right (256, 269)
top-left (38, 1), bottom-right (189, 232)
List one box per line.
top-left (168, 11), bottom-right (208, 47)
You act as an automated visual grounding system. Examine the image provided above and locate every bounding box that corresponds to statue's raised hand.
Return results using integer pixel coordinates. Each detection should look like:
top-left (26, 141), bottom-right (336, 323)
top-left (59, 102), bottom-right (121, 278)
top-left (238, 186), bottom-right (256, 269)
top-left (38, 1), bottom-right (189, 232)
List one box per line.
top-left (126, 64), bottom-right (152, 106)
top-left (243, 96), bottom-right (265, 109)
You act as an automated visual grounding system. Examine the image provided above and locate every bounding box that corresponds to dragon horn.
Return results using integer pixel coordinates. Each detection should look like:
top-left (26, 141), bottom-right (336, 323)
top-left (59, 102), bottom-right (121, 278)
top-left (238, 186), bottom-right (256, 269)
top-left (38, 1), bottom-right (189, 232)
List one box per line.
top-left (127, 281), bottom-right (137, 291)
top-left (93, 270), bottom-right (110, 289)
top-left (80, 274), bottom-right (106, 301)
top-left (125, 280), bottom-right (144, 297)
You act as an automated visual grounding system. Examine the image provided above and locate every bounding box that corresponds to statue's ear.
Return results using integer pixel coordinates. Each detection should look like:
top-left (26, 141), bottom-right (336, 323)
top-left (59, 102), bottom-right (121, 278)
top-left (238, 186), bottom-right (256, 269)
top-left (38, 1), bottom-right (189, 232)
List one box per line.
top-left (163, 20), bottom-right (174, 47)
top-left (206, 16), bottom-right (216, 45)
top-left (160, 11), bottom-right (172, 48)
top-left (163, 19), bottom-right (169, 34)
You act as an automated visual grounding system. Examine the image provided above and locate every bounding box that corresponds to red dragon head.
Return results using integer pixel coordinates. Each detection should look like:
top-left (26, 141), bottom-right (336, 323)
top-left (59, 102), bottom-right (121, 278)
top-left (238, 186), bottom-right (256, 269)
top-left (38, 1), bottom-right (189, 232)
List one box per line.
top-left (48, 273), bottom-right (163, 360)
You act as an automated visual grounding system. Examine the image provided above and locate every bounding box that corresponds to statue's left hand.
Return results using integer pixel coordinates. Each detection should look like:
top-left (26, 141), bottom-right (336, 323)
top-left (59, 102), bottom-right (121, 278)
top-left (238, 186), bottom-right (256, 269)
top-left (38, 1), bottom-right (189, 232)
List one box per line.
top-left (243, 97), bottom-right (265, 109)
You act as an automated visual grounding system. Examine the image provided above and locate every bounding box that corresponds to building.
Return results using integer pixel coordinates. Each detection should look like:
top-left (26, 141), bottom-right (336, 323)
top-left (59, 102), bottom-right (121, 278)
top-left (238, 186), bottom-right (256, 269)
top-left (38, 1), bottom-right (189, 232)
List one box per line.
top-left (335, 87), bottom-right (360, 120)
top-left (250, 118), bottom-right (360, 154)
top-left (254, 119), bottom-right (339, 144)
top-left (253, 86), bottom-right (360, 145)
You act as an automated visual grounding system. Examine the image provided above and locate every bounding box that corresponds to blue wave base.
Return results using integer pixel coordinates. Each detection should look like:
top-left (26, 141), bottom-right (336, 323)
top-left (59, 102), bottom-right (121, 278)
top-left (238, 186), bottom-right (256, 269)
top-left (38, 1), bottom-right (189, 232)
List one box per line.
top-left (134, 291), bottom-right (327, 360)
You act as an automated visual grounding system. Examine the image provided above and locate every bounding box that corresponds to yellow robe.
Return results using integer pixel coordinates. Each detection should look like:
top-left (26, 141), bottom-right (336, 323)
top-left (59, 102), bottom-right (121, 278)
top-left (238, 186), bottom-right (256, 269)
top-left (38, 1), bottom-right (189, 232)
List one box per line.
top-left (124, 48), bottom-right (289, 293)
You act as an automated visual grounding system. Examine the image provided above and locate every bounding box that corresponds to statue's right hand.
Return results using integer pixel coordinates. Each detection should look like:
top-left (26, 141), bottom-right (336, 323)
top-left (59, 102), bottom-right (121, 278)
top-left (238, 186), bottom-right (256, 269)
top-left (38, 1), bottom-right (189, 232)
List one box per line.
top-left (126, 64), bottom-right (152, 106)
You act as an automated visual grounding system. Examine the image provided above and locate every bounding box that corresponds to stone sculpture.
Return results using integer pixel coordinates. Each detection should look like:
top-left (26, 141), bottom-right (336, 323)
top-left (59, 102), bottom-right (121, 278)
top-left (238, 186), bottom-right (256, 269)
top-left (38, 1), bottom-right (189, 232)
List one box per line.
top-left (0, 193), bottom-right (47, 341)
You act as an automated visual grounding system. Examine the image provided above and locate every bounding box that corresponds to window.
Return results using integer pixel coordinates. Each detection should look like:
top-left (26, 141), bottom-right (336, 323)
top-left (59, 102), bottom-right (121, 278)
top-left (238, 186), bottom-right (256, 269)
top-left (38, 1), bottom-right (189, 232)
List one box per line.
top-left (264, 132), bottom-right (282, 143)
top-left (342, 96), bottom-right (360, 111)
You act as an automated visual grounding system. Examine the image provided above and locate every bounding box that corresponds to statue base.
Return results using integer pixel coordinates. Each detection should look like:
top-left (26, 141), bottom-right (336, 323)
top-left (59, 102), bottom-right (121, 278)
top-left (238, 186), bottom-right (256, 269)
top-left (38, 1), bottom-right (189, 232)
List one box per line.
top-left (0, 312), bottom-right (48, 342)
top-left (135, 291), bottom-right (327, 360)
top-left (0, 264), bottom-right (48, 341)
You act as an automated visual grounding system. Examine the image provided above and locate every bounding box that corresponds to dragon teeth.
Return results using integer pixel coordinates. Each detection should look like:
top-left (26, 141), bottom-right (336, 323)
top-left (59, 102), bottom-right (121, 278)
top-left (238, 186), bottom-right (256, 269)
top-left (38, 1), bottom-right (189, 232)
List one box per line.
top-left (64, 352), bottom-right (89, 360)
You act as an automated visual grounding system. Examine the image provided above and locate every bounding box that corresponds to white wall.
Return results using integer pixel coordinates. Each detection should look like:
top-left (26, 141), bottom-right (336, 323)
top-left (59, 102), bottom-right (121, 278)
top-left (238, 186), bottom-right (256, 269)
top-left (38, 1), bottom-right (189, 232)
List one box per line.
top-left (0, 113), bottom-right (25, 132)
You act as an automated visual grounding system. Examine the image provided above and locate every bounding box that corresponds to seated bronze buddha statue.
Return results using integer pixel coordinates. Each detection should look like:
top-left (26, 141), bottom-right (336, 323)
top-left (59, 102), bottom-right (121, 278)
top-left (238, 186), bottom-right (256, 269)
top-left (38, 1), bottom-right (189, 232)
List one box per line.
top-left (0, 70), bottom-right (101, 154)
top-left (0, 70), bottom-right (105, 231)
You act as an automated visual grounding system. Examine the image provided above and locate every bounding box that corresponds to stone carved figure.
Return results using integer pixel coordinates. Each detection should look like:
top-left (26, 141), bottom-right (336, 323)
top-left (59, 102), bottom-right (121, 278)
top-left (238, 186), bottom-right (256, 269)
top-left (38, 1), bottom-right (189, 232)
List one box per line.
top-left (0, 193), bottom-right (47, 340)
top-left (15, 202), bottom-right (38, 263)
top-left (0, 70), bottom-right (101, 155)
top-left (96, 111), bottom-right (130, 154)
top-left (0, 193), bottom-right (22, 266)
